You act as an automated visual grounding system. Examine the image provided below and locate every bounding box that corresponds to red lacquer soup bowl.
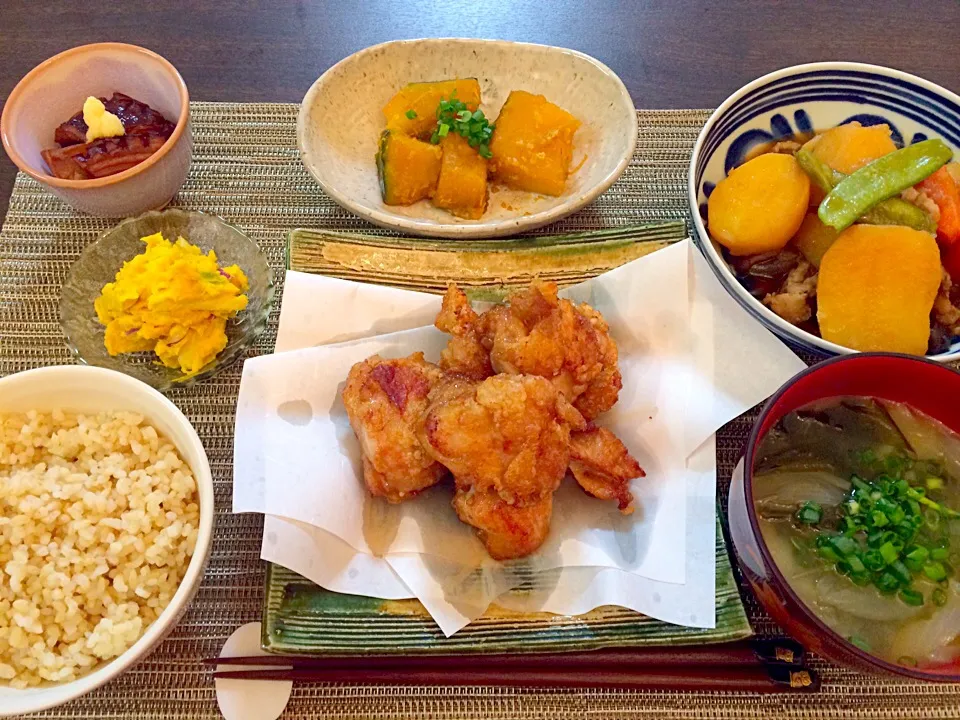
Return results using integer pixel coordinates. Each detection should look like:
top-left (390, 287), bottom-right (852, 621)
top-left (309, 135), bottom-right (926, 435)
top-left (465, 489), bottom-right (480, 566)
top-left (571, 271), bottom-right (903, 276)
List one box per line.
top-left (729, 353), bottom-right (960, 681)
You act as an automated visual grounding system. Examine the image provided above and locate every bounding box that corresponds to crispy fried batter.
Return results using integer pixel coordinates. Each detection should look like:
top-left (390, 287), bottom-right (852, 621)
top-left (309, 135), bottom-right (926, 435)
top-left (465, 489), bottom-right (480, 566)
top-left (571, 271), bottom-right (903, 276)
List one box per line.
top-left (343, 352), bottom-right (447, 503)
top-left (435, 285), bottom-right (493, 380)
top-left (419, 374), bottom-right (583, 500)
top-left (571, 303), bottom-right (623, 420)
top-left (452, 488), bottom-right (553, 561)
top-left (419, 373), bottom-right (585, 559)
top-left (475, 281), bottom-right (621, 419)
top-left (569, 426), bottom-right (644, 514)
top-left (345, 280), bottom-right (636, 560)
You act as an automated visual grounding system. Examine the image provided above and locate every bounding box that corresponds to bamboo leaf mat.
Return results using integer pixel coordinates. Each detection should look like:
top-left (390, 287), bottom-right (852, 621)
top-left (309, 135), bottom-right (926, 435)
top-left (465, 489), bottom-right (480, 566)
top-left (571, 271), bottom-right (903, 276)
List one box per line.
top-left (1, 102), bottom-right (958, 719)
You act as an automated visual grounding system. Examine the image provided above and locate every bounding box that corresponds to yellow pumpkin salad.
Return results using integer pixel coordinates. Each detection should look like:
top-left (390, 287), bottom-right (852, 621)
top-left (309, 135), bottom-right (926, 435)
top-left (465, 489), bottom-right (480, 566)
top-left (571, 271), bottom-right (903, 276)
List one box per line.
top-left (95, 232), bottom-right (249, 375)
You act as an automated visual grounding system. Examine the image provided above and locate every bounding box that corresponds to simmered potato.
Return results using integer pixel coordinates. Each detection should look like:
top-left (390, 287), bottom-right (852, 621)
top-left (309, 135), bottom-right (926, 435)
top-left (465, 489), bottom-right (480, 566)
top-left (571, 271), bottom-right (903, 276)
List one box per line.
top-left (707, 153), bottom-right (810, 256)
top-left (809, 122), bottom-right (897, 174)
top-left (818, 225), bottom-right (941, 355)
top-left (433, 133), bottom-right (488, 219)
top-left (489, 90), bottom-right (581, 196)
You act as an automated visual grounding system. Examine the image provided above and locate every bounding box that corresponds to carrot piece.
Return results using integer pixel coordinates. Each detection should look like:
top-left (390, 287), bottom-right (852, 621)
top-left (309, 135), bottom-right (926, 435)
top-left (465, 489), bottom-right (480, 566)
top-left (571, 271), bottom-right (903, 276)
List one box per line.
top-left (942, 243), bottom-right (960, 283)
top-left (918, 166), bottom-right (960, 244)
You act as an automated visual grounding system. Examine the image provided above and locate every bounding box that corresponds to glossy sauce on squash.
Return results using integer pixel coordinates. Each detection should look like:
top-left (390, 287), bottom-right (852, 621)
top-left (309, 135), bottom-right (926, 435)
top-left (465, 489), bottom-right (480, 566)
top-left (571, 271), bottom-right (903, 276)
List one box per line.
top-left (489, 90), bottom-right (581, 196)
top-left (433, 133), bottom-right (489, 219)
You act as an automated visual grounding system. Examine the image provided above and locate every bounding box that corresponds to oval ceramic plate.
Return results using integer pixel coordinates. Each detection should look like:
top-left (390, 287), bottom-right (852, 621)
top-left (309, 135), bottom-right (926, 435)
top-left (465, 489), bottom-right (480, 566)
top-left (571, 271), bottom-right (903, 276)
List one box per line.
top-left (297, 38), bottom-right (637, 238)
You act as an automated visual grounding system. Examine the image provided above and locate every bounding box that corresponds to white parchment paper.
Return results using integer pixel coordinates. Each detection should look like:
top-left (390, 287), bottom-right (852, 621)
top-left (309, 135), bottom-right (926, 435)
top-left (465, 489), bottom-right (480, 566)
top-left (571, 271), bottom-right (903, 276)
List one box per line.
top-left (234, 240), bottom-right (805, 634)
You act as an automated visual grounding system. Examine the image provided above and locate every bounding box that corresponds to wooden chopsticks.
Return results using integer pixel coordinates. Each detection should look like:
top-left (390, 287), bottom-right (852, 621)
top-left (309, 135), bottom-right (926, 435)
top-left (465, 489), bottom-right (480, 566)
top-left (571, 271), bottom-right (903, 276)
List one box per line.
top-left (206, 640), bottom-right (820, 693)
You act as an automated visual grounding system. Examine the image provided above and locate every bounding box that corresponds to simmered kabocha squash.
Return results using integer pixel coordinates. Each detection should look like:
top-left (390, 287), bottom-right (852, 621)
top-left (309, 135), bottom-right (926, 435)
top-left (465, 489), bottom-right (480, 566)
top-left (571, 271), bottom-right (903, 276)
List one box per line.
top-left (382, 79), bottom-right (481, 138)
top-left (433, 133), bottom-right (488, 219)
top-left (375, 130), bottom-right (443, 205)
top-left (489, 90), bottom-right (581, 196)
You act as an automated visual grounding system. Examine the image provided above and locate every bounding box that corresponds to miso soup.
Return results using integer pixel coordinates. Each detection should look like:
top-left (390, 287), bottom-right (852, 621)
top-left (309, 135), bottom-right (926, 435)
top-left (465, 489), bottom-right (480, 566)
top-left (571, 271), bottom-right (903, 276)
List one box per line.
top-left (754, 396), bottom-right (960, 670)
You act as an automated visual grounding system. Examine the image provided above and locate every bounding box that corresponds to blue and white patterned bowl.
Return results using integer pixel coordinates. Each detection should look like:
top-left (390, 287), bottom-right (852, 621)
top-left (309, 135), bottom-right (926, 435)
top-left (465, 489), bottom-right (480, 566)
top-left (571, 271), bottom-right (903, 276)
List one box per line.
top-left (688, 62), bottom-right (960, 361)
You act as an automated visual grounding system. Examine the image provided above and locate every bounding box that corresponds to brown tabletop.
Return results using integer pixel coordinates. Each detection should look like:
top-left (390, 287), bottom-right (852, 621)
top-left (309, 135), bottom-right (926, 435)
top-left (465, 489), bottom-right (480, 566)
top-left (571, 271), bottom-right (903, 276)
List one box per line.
top-left (2, 0), bottom-right (960, 221)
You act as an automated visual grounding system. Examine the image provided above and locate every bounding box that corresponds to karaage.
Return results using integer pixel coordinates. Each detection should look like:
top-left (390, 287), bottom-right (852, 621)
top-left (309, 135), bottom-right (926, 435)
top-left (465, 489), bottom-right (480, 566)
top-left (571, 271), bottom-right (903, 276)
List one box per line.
top-left (343, 281), bottom-right (645, 561)
top-left (343, 352), bottom-right (447, 503)
top-left (434, 285), bottom-right (492, 380)
top-left (473, 281), bottom-right (622, 420)
top-left (569, 425), bottom-right (644, 514)
top-left (451, 488), bottom-right (553, 561)
top-left (419, 373), bottom-right (585, 558)
top-left (420, 373), bottom-right (584, 499)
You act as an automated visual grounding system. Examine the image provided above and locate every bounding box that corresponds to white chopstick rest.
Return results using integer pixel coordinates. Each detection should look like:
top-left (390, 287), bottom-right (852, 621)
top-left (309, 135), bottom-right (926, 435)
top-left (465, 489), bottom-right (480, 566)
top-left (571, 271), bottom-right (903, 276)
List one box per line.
top-left (215, 623), bottom-right (293, 720)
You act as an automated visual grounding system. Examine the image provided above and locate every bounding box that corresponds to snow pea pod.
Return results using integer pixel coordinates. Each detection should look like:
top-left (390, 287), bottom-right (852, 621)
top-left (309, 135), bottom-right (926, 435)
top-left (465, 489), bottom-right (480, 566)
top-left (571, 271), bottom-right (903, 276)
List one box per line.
top-left (860, 197), bottom-right (937, 234)
top-left (818, 139), bottom-right (953, 231)
top-left (796, 147), bottom-right (937, 233)
top-left (796, 147), bottom-right (837, 194)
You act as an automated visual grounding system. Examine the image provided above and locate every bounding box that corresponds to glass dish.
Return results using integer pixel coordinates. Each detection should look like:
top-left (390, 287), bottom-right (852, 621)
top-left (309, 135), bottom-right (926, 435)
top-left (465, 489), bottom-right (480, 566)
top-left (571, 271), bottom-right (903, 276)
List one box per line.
top-left (60, 209), bottom-right (274, 391)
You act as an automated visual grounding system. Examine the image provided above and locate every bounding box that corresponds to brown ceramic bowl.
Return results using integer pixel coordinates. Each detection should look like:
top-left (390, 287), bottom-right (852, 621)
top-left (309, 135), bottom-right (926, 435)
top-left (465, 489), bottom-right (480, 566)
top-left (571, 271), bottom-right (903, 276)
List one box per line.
top-left (728, 353), bottom-right (960, 681)
top-left (1, 43), bottom-right (191, 217)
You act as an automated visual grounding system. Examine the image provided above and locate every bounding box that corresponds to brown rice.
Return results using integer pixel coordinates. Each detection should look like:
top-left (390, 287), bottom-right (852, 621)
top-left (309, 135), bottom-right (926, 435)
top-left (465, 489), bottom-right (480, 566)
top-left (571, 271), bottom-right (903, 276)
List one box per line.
top-left (0, 409), bottom-right (199, 688)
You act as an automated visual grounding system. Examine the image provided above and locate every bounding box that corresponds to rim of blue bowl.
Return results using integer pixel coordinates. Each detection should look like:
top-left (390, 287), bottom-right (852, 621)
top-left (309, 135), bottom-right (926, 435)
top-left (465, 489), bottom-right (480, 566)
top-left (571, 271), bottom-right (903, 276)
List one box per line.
top-left (687, 61), bottom-right (960, 362)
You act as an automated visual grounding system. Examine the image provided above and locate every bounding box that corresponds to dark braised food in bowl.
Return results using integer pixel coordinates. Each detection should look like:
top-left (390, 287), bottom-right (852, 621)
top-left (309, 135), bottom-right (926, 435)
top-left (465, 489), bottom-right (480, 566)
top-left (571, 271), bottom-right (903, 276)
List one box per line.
top-left (41, 93), bottom-right (176, 180)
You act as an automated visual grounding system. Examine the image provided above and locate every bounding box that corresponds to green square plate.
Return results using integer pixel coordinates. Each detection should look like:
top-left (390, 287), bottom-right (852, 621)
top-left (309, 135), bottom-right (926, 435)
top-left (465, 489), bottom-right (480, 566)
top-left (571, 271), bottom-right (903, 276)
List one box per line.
top-left (262, 222), bottom-right (752, 654)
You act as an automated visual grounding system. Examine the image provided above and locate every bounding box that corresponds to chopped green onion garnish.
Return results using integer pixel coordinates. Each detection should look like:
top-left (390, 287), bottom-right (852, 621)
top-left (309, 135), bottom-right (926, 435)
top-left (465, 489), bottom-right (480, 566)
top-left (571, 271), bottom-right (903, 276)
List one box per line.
top-left (405, 109), bottom-right (418, 120)
top-left (889, 560), bottom-right (913, 585)
top-left (899, 588), bottom-right (925, 606)
top-left (879, 542), bottom-right (899, 565)
top-left (799, 450), bottom-right (959, 598)
top-left (831, 535), bottom-right (859, 557)
top-left (863, 550), bottom-right (885, 571)
top-left (933, 588), bottom-right (948, 607)
top-left (923, 562), bottom-right (948, 582)
top-left (818, 545), bottom-right (841, 563)
top-left (430, 96), bottom-right (495, 158)
top-left (797, 501), bottom-right (823, 525)
top-left (876, 572), bottom-right (900, 594)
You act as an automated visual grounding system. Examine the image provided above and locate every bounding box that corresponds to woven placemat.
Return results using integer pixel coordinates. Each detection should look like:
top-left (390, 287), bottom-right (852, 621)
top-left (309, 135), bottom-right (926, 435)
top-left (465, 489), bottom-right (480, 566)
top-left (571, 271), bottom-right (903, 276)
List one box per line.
top-left (2, 102), bottom-right (959, 719)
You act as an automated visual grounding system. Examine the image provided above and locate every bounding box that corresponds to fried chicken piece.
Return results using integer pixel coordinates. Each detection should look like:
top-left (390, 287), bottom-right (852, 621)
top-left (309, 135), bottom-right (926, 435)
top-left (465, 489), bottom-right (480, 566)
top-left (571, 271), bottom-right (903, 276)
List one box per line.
top-left (419, 373), bottom-right (585, 501)
top-left (452, 488), bottom-right (553, 561)
top-left (571, 303), bottom-right (623, 421)
top-left (569, 425), bottom-right (644, 514)
top-left (343, 352), bottom-right (447, 503)
top-left (435, 285), bottom-right (493, 380)
top-left (419, 373), bottom-right (585, 559)
top-left (478, 281), bottom-right (622, 419)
